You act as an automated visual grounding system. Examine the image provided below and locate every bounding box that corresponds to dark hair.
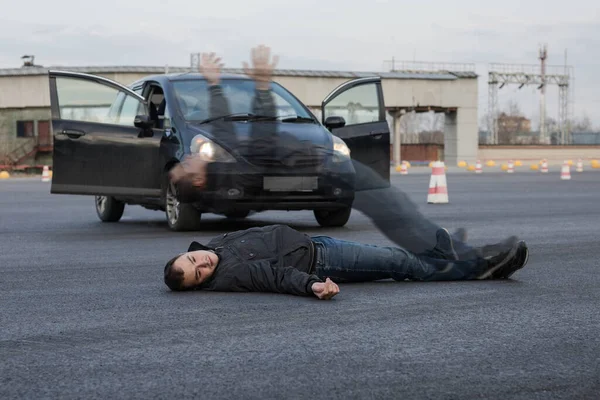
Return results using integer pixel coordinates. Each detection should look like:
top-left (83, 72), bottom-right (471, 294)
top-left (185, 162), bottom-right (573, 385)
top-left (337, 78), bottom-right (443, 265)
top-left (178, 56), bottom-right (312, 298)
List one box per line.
top-left (164, 254), bottom-right (186, 291)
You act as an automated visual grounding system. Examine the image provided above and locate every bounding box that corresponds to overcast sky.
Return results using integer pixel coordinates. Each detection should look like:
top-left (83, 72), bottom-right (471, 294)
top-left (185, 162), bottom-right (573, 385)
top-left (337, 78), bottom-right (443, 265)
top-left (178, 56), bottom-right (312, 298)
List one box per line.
top-left (1, 0), bottom-right (598, 128)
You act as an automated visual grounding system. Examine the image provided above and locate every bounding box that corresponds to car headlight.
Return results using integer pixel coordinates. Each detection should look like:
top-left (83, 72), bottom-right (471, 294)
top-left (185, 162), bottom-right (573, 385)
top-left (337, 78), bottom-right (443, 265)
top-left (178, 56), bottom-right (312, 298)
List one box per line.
top-left (332, 135), bottom-right (351, 163)
top-left (190, 134), bottom-right (236, 163)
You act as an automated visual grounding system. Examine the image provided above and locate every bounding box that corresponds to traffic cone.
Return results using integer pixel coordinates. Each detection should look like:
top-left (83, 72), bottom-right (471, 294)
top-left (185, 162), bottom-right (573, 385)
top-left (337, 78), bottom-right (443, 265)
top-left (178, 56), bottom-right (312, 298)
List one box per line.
top-left (507, 160), bottom-right (514, 173)
top-left (41, 166), bottom-right (51, 182)
top-left (540, 159), bottom-right (549, 173)
top-left (560, 161), bottom-right (571, 180)
top-left (399, 161), bottom-right (408, 175)
top-left (475, 160), bottom-right (482, 174)
top-left (576, 159), bottom-right (583, 172)
top-left (427, 161), bottom-right (448, 204)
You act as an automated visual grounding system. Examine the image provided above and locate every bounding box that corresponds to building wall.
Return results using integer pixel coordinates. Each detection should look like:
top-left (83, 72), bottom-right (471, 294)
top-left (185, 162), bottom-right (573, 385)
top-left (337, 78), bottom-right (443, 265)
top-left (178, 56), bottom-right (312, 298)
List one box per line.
top-left (0, 76), bottom-right (50, 108)
top-left (0, 107), bottom-right (51, 156)
top-left (477, 146), bottom-right (600, 165)
top-left (0, 73), bottom-right (477, 111)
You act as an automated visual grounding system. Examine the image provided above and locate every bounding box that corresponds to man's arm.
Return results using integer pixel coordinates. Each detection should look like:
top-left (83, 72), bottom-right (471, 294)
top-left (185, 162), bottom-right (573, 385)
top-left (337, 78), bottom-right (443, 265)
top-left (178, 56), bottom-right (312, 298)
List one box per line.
top-left (244, 45), bottom-right (278, 118)
top-left (199, 52), bottom-right (232, 119)
top-left (169, 53), bottom-right (228, 189)
top-left (210, 260), bottom-right (338, 299)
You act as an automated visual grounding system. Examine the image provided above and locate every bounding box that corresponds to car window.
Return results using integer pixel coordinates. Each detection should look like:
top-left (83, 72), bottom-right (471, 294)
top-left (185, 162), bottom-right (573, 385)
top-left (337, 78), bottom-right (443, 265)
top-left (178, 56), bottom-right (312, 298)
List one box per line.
top-left (172, 79), bottom-right (313, 122)
top-left (323, 83), bottom-right (380, 126)
top-left (118, 94), bottom-right (143, 125)
top-left (56, 76), bottom-right (143, 127)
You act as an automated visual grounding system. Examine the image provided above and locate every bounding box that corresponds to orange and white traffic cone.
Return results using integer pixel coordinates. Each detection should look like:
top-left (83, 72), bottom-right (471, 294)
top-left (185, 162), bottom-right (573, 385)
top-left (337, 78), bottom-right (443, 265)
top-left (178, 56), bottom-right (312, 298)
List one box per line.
top-left (41, 166), bottom-right (51, 182)
top-left (541, 159), bottom-right (549, 173)
top-left (507, 160), bottom-right (514, 173)
top-left (576, 159), bottom-right (583, 172)
top-left (399, 161), bottom-right (408, 175)
top-left (475, 160), bottom-right (482, 174)
top-left (560, 161), bottom-right (571, 180)
top-left (427, 161), bottom-right (448, 204)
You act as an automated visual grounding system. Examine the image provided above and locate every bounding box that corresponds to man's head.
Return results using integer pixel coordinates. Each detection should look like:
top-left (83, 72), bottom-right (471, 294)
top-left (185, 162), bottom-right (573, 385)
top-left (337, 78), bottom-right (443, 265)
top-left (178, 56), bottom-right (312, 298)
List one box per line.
top-left (164, 246), bottom-right (219, 291)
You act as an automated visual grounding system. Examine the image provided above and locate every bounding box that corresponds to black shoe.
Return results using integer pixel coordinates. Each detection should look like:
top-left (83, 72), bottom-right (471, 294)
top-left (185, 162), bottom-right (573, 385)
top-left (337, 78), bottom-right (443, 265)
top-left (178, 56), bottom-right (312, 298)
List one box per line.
top-left (476, 236), bottom-right (519, 259)
top-left (476, 240), bottom-right (521, 280)
top-left (426, 228), bottom-right (459, 261)
top-left (492, 241), bottom-right (529, 279)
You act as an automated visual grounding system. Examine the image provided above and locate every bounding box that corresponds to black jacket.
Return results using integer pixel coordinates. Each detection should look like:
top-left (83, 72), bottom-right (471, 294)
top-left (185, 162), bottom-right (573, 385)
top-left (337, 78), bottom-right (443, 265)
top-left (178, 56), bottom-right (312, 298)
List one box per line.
top-left (193, 225), bottom-right (323, 296)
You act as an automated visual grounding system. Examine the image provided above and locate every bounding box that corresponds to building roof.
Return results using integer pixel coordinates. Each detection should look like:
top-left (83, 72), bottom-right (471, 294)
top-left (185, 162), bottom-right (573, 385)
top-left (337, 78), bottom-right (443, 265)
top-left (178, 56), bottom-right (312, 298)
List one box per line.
top-left (0, 65), bottom-right (477, 80)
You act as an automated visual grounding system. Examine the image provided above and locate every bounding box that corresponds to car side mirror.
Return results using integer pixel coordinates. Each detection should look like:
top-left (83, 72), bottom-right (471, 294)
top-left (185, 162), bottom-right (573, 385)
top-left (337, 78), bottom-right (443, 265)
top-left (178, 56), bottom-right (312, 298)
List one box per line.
top-left (324, 116), bottom-right (346, 130)
top-left (134, 115), bottom-right (154, 137)
top-left (134, 115), bottom-right (153, 129)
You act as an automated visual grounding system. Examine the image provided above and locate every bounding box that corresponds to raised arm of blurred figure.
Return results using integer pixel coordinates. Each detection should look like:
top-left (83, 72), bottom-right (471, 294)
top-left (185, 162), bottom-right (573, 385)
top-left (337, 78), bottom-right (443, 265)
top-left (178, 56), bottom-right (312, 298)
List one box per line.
top-left (169, 53), bottom-right (230, 188)
top-left (243, 45), bottom-right (279, 117)
top-left (200, 52), bottom-right (232, 120)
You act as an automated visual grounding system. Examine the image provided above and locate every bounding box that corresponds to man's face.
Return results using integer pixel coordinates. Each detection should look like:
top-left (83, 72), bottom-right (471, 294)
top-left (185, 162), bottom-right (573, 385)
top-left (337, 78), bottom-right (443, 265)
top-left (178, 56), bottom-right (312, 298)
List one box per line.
top-left (173, 250), bottom-right (219, 289)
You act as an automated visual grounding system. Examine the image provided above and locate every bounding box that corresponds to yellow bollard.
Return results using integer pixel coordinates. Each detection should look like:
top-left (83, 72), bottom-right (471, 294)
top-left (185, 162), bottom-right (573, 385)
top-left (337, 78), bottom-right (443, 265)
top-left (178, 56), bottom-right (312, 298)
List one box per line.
top-left (501, 164), bottom-right (509, 171)
top-left (467, 165), bottom-right (476, 172)
top-left (486, 160), bottom-right (496, 167)
top-left (515, 160), bottom-right (523, 167)
top-left (0, 171), bottom-right (10, 179)
top-left (457, 160), bottom-right (467, 168)
top-left (567, 160), bottom-right (573, 166)
top-left (395, 164), bottom-right (403, 172)
top-left (530, 164), bottom-right (539, 171)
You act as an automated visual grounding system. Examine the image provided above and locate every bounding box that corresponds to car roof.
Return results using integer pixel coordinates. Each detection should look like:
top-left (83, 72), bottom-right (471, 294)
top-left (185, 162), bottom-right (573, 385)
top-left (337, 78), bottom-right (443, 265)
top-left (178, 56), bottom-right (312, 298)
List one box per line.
top-left (130, 72), bottom-right (251, 87)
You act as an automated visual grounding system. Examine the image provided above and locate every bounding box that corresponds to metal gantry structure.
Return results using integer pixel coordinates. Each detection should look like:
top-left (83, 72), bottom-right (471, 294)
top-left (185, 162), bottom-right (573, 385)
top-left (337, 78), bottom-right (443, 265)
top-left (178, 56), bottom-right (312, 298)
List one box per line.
top-left (487, 47), bottom-right (574, 145)
top-left (190, 53), bottom-right (201, 71)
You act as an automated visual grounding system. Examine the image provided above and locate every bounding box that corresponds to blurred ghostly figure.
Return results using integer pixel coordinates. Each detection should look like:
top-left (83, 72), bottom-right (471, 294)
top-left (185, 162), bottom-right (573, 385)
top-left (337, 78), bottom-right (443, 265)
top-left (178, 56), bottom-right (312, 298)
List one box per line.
top-left (171, 45), bottom-right (516, 261)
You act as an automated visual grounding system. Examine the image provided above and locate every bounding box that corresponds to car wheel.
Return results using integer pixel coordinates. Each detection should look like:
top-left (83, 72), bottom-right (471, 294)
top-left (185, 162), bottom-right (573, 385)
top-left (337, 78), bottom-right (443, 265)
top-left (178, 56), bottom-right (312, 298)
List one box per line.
top-left (225, 210), bottom-right (251, 219)
top-left (165, 181), bottom-right (202, 231)
top-left (95, 196), bottom-right (125, 222)
top-left (314, 207), bottom-right (352, 227)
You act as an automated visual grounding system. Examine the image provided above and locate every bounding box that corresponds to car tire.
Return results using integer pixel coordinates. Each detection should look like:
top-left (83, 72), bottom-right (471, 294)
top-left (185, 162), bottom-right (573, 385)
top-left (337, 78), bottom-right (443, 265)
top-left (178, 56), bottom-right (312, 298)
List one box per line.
top-left (165, 180), bottom-right (202, 231)
top-left (95, 196), bottom-right (125, 222)
top-left (225, 210), bottom-right (251, 219)
top-left (314, 207), bottom-right (352, 227)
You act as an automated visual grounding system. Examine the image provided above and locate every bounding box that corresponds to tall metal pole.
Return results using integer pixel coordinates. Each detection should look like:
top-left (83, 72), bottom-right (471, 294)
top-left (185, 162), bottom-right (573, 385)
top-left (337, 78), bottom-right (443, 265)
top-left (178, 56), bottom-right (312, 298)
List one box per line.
top-left (488, 72), bottom-right (498, 144)
top-left (539, 44), bottom-right (547, 144)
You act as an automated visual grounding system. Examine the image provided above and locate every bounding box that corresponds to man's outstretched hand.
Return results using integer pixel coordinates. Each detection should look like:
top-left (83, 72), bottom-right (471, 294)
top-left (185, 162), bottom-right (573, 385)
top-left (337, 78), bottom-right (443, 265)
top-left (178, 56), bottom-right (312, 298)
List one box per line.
top-left (311, 278), bottom-right (340, 300)
top-left (243, 44), bottom-right (279, 91)
top-left (199, 52), bottom-right (224, 86)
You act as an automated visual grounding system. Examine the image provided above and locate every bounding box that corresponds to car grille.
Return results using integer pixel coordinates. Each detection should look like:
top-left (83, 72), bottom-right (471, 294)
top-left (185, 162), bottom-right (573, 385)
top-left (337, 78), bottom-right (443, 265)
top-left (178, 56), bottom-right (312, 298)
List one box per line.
top-left (248, 155), bottom-right (324, 168)
top-left (245, 145), bottom-right (328, 169)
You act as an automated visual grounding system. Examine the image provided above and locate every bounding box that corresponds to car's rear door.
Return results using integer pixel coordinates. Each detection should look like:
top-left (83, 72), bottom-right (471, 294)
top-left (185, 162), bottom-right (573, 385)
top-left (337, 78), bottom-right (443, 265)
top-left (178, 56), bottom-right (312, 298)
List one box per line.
top-left (49, 71), bottom-right (161, 197)
top-left (321, 77), bottom-right (390, 190)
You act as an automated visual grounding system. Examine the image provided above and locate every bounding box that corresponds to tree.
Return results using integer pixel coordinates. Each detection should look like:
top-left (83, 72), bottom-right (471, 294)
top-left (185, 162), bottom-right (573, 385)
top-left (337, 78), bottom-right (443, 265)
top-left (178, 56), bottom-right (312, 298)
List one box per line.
top-left (506, 99), bottom-right (522, 117)
top-left (572, 114), bottom-right (592, 132)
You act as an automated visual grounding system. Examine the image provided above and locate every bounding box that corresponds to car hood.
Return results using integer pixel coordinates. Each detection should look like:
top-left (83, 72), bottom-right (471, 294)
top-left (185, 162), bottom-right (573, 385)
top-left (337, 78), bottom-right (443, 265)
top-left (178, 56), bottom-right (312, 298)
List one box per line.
top-left (185, 121), bottom-right (334, 161)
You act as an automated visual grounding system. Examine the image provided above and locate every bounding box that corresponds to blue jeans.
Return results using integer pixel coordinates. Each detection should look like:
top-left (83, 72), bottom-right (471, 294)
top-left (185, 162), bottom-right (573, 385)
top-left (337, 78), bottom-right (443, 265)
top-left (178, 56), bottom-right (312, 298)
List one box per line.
top-left (351, 160), bottom-right (477, 259)
top-left (311, 236), bottom-right (488, 283)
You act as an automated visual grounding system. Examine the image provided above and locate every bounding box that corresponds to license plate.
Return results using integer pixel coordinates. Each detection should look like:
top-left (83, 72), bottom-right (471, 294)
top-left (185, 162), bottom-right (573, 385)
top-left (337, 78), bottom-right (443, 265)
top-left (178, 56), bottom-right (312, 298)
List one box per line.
top-left (263, 176), bottom-right (318, 192)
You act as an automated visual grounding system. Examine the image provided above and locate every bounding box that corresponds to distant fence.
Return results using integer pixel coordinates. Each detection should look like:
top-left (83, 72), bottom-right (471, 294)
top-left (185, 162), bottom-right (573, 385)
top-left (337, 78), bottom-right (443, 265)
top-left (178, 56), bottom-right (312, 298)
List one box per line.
top-left (479, 131), bottom-right (600, 146)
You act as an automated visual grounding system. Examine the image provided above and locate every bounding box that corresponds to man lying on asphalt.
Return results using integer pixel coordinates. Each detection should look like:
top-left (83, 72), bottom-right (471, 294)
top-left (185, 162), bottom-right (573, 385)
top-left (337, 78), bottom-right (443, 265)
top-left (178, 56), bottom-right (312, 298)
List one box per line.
top-left (170, 45), bottom-right (521, 261)
top-left (164, 224), bottom-right (529, 299)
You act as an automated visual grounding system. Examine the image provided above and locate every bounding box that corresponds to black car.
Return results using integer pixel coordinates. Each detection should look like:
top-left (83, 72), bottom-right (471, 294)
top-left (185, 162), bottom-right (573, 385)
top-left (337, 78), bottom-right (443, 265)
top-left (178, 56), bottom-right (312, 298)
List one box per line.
top-left (47, 70), bottom-right (390, 231)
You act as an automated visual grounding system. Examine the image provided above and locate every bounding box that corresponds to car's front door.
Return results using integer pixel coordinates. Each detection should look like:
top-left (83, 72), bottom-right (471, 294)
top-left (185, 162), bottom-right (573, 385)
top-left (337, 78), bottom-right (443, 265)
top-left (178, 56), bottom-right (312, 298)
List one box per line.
top-left (321, 77), bottom-right (390, 190)
top-left (49, 71), bottom-right (162, 197)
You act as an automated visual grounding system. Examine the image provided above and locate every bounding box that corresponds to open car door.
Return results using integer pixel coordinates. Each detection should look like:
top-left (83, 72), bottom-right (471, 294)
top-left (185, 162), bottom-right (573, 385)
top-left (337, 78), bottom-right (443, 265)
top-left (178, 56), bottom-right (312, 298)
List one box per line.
top-left (48, 71), bottom-right (161, 197)
top-left (321, 77), bottom-right (390, 190)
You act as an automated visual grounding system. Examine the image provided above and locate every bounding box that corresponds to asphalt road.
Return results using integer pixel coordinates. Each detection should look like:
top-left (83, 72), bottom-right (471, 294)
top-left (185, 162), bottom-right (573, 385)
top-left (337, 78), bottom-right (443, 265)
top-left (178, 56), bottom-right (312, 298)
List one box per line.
top-left (1, 169), bottom-right (599, 400)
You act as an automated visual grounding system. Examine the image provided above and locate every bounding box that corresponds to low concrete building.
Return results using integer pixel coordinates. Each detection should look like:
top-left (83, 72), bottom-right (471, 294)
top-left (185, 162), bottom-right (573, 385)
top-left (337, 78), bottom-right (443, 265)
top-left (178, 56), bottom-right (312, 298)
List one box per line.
top-left (0, 64), bottom-right (480, 169)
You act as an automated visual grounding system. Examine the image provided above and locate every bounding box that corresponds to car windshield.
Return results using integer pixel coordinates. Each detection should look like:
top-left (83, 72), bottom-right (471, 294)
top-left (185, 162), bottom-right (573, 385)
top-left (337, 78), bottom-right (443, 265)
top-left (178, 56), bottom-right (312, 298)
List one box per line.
top-left (172, 79), bottom-right (314, 122)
